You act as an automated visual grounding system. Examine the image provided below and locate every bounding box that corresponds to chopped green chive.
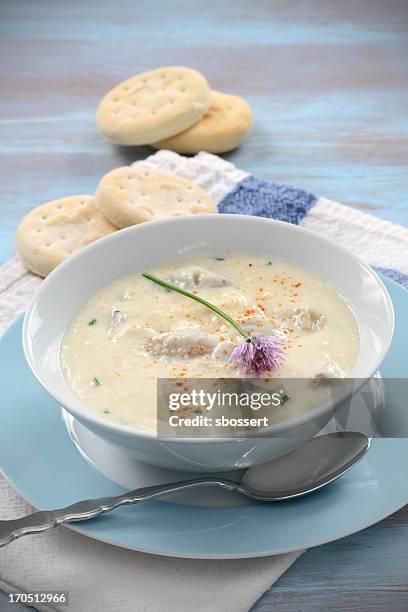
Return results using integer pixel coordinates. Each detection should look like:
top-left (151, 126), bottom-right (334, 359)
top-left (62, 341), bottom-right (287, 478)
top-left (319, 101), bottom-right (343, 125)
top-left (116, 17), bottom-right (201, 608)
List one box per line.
top-left (88, 318), bottom-right (97, 326)
top-left (279, 392), bottom-right (289, 405)
top-left (90, 377), bottom-right (101, 386)
top-left (266, 261), bottom-right (273, 266)
top-left (214, 257), bottom-right (225, 261)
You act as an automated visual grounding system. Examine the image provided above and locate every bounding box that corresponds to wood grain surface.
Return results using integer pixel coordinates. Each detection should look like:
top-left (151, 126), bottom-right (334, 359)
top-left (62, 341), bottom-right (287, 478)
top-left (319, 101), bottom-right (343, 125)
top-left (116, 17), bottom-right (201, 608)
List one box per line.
top-left (1, 1), bottom-right (407, 610)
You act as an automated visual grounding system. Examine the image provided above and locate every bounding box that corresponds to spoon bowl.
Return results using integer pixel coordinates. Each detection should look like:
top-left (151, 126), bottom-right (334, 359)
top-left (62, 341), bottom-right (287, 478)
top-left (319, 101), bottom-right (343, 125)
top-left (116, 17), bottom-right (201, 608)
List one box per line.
top-left (239, 431), bottom-right (369, 500)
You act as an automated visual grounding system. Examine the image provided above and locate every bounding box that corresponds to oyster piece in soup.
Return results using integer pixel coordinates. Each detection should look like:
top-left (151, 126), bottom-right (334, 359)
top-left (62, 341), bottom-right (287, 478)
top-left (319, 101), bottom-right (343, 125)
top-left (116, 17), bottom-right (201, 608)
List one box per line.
top-left (108, 308), bottom-right (127, 330)
top-left (146, 327), bottom-right (219, 357)
top-left (167, 267), bottom-right (233, 290)
top-left (313, 361), bottom-right (347, 381)
top-left (278, 307), bottom-right (326, 333)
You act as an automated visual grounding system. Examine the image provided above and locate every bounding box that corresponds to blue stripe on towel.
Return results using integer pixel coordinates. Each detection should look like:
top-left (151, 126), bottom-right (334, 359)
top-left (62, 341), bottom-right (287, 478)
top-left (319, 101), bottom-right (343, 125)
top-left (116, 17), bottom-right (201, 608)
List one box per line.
top-left (218, 176), bottom-right (317, 224)
top-left (218, 177), bottom-right (407, 290)
top-left (374, 266), bottom-right (408, 289)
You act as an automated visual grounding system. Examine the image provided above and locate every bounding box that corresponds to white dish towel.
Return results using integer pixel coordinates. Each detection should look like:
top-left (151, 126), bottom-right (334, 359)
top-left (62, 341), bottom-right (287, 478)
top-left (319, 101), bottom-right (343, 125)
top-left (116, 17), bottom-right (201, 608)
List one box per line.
top-left (1, 150), bottom-right (408, 612)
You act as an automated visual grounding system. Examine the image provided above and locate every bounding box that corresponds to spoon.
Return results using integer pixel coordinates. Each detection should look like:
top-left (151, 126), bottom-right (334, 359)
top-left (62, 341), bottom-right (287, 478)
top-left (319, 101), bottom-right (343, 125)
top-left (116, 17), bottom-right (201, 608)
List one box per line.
top-left (0, 432), bottom-right (369, 548)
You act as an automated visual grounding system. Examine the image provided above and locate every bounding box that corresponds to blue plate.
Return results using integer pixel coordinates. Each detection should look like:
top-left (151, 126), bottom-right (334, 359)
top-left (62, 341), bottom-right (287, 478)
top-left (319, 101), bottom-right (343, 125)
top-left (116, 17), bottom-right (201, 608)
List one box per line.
top-left (0, 275), bottom-right (407, 559)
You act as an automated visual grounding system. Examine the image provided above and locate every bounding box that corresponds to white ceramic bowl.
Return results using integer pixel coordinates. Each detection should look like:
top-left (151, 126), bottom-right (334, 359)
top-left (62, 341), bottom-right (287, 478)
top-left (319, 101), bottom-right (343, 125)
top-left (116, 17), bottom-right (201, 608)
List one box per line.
top-left (23, 215), bottom-right (394, 472)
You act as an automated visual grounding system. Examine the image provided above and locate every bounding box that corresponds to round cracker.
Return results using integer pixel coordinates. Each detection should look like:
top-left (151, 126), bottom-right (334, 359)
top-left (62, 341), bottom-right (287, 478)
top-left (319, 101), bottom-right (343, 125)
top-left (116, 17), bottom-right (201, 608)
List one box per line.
top-left (96, 66), bottom-right (211, 146)
top-left (94, 165), bottom-right (217, 228)
top-left (151, 90), bottom-right (253, 154)
top-left (16, 195), bottom-right (117, 277)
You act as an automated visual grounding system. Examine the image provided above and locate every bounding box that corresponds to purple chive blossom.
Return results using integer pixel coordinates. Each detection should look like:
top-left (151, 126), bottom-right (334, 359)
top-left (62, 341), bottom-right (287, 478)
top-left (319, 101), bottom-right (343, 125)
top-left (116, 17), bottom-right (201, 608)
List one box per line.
top-left (229, 332), bottom-right (285, 376)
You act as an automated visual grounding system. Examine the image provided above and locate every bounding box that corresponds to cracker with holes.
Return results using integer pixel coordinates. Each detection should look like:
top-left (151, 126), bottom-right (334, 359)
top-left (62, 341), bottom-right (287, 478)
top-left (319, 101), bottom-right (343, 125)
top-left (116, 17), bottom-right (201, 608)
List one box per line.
top-left (152, 90), bottom-right (253, 154)
top-left (96, 66), bottom-right (211, 145)
top-left (94, 165), bottom-right (217, 228)
top-left (16, 195), bottom-right (117, 277)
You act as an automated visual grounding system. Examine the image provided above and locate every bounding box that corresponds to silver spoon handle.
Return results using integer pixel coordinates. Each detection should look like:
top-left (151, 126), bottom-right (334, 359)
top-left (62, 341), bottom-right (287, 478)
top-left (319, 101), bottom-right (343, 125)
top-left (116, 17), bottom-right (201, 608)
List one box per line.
top-left (0, 478), bottom-right (240, 548)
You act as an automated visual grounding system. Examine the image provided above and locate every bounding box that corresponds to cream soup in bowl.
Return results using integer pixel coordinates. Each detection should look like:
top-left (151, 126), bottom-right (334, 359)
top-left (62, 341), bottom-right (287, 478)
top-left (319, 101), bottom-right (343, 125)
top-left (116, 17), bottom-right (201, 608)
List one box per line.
top-left (23, 215), bottom-right (394, 472)
top-left (61, 254), bottom-right (359, 432)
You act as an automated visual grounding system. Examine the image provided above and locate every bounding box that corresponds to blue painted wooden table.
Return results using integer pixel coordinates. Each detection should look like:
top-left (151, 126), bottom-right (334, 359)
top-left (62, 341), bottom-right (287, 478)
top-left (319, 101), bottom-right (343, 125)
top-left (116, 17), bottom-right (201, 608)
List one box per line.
top-left (1, 0), bottom-right (407, 610)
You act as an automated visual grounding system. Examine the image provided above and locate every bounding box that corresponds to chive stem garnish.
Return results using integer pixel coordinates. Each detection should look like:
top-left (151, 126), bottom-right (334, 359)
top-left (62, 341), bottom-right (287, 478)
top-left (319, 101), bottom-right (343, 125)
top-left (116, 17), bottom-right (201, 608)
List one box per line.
top-left (88, 318), bottom-right (97, 326)
top-left (90, 377), bottom-right (101, 386)
top-left (142, 272), bottom-right (285, 376)
top-left (142, 272), bottom-right (250, 339)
